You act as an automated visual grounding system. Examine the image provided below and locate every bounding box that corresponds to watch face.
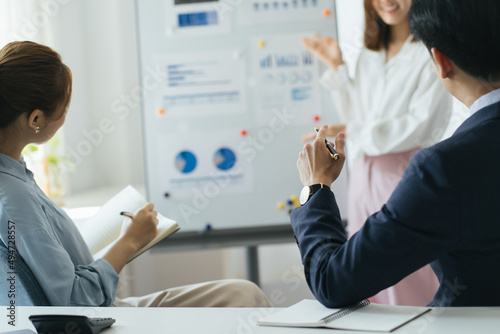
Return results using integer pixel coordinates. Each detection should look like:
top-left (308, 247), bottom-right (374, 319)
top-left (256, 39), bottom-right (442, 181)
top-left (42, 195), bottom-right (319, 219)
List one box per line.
top-left (299, 186), bottom-right (311, 205)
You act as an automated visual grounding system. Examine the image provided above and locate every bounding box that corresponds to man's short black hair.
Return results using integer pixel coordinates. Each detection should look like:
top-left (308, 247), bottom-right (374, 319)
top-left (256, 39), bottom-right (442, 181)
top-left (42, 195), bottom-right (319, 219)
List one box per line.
top-left (409, 0), bottom-right (500, 81)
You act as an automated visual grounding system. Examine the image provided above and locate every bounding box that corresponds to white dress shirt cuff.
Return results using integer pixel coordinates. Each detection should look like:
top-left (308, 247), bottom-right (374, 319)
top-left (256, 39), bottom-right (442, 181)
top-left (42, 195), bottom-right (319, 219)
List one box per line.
top-left (319, 65), bottom-right (349, 91)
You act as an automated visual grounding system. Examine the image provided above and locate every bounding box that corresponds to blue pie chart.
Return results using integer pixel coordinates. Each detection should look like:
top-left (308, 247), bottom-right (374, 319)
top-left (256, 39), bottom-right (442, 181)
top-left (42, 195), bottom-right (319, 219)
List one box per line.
top-left (175, 151), bottom-right (197, 174)
top-left (214, 148), bottom-right (237, 171)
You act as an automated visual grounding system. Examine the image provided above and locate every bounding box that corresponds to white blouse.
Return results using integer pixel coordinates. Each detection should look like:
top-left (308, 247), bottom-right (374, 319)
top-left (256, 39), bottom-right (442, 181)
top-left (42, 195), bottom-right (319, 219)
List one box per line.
top-left (320, 36), bottom-right (452, 166)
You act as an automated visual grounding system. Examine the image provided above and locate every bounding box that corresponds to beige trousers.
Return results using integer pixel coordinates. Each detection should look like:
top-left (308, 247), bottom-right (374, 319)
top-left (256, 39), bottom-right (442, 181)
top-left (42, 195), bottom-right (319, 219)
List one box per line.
top-left (112, 279), bottom-right (271, 308)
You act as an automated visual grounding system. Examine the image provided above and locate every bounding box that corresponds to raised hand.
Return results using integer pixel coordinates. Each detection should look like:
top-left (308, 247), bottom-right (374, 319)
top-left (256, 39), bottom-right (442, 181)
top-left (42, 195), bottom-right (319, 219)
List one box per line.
top-left (302, 34), bottom-right (344, 71)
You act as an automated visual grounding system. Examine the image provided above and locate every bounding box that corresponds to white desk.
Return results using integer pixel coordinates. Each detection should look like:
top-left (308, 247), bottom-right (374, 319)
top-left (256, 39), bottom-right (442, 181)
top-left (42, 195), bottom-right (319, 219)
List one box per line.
top-left (2, 306), bottom-right (500, 334)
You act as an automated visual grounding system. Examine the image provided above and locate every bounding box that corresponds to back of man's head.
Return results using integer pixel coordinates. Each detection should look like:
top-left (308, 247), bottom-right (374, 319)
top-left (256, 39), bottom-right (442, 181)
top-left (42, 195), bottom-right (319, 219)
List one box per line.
top-left (409, 0), bottom-right (500, 82)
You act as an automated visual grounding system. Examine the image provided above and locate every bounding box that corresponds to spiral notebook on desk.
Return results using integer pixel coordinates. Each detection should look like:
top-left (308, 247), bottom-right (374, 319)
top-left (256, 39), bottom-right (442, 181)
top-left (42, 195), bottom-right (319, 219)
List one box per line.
top-left (258, 299), bottom-right (431, 332)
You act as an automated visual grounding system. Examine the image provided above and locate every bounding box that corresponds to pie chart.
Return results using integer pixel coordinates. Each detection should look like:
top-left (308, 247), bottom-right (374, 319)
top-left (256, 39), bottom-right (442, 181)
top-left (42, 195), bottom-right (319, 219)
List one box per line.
top-left (175, 151), bottom-right (197, 174)
top-left (214, 147), bottom-right (236, 171)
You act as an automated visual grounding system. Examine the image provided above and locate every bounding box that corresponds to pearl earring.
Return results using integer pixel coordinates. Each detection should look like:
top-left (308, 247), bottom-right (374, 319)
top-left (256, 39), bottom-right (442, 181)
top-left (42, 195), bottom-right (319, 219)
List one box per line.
top-left (35, 127), bottom-right (40, 134)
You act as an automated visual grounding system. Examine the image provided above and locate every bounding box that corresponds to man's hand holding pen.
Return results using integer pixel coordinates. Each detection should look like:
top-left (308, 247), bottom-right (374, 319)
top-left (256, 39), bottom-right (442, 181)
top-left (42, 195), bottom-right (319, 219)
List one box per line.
top-left (301, 123), bottom-right (346, 143)
top-left (297, 125), bottom-right (346, 187)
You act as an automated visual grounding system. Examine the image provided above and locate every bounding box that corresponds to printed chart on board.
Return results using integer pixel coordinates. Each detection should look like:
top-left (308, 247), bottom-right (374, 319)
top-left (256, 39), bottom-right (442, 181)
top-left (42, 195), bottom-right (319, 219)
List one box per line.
top-left (158, 128), bottom-right (254, 200)
top-left (252, 33), bottom-right (323, 126)
top-left (155, 50), bottom-right (247, 118)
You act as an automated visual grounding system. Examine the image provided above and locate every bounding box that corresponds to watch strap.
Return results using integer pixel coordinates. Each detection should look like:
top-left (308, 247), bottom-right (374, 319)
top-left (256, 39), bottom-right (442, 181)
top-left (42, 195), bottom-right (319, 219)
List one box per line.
top-left (310, 183), bottom-right (326, 194)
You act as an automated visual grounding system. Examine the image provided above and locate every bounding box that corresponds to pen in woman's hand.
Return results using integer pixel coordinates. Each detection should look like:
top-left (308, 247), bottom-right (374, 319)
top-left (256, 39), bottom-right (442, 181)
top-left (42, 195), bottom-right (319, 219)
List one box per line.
top-left (120, 211), bottom-right (134, 219)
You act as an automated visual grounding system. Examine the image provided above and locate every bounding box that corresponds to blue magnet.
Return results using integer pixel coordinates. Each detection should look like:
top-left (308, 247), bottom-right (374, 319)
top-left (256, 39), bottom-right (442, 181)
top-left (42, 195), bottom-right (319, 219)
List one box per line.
top-left (199, 223), bottom-right (212, 235)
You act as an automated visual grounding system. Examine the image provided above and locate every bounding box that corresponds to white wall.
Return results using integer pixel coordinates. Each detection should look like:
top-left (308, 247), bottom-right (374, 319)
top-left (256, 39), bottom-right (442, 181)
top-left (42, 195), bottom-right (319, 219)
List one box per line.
top-left (49, 0), bottom-right (144, 194)
top-left (336, 0), bottom-right (365, 70)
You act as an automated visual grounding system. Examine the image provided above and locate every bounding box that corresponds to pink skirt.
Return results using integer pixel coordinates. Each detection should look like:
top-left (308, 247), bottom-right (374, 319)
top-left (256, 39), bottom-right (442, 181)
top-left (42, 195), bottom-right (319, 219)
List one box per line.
top-left (347, 149), bottom-right (439, 306)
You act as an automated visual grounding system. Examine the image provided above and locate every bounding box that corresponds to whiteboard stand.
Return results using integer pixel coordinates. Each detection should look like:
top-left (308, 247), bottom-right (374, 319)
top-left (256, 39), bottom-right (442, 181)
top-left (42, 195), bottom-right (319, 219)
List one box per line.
top-left (246, 246), bottom-right (260, 286)
top-left (151, 225), bottom-right (296, 286)
top-left (150, 221), bottom-right (347, 286)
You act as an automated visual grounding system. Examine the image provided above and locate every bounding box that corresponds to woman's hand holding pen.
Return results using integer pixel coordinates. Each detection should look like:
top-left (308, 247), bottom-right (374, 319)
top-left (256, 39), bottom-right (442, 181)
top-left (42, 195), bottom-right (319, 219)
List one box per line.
top-left (120, 203), bottom-right (159, 251)
top-left (302, 34), bottom-right (344, 72)
top-left (104, 203), bottom-right (159, 274)
top-left (302, 123), bottom-right (346, 143)
top-left (297, 125), bottom-right (346, 187)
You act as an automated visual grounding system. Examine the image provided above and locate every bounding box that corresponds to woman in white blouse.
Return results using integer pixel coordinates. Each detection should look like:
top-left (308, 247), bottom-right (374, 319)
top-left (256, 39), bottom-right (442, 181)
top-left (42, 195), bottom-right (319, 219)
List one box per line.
top-left (302, 0), bottom-right (452, 306)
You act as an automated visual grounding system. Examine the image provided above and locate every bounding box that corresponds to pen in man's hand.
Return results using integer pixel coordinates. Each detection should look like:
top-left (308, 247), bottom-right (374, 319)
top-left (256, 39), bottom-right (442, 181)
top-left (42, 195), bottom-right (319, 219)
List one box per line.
top-left (120, 211), bottom-right (134, 219)
top-left (314, 128), bottom-right (340, 160)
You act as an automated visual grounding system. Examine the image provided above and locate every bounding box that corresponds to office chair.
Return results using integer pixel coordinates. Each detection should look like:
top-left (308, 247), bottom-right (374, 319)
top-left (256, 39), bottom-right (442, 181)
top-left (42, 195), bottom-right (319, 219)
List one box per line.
top-left (0, 242), bottom-right (50, 306)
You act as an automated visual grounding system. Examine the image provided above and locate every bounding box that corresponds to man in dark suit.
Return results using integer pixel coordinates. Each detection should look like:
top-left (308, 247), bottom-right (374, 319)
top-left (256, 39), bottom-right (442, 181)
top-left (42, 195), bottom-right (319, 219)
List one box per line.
top-left (291, 0), bottom-right (500, 307)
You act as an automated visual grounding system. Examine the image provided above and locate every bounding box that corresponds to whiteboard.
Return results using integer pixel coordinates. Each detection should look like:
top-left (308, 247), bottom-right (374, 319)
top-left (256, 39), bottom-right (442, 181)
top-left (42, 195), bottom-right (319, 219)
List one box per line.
top-left (136, 0), bottom-right (347, 232)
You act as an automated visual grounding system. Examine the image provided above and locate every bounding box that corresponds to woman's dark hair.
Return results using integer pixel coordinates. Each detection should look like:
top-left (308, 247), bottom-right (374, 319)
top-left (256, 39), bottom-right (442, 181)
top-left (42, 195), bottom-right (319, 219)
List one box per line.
top-left (0, 41), bottom-right (72, 129)
top-left (364, 0), bottom-right (391, 51)
top-left (409, 0), bottom-right (500, 81)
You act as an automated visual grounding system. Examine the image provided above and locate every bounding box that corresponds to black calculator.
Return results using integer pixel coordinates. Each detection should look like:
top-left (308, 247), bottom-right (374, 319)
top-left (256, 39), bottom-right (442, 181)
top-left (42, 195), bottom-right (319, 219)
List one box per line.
top-left (29, 314), bottom-right (115, 334)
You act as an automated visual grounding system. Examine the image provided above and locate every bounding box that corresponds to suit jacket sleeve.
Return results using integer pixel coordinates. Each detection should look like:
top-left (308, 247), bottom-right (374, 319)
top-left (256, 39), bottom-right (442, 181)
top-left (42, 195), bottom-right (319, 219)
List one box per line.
top-left (290, 148), bottom-right (461, 308)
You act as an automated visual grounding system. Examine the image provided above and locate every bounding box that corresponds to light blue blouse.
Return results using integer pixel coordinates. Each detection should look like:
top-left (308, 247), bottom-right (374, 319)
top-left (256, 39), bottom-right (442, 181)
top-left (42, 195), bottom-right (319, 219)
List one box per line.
top-left (0, 153), bottom-right (119, 306)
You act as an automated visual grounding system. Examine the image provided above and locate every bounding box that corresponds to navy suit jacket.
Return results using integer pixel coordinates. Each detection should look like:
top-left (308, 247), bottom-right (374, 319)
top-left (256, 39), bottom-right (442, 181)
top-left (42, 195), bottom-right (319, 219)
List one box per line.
top-left (291, 101), bottom-right (500, 307)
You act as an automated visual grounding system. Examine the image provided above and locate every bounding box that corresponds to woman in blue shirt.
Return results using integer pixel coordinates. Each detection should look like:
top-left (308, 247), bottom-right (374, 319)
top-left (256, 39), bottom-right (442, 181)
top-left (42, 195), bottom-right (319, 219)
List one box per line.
top-left (0, 41), bottom-right (270, 307)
